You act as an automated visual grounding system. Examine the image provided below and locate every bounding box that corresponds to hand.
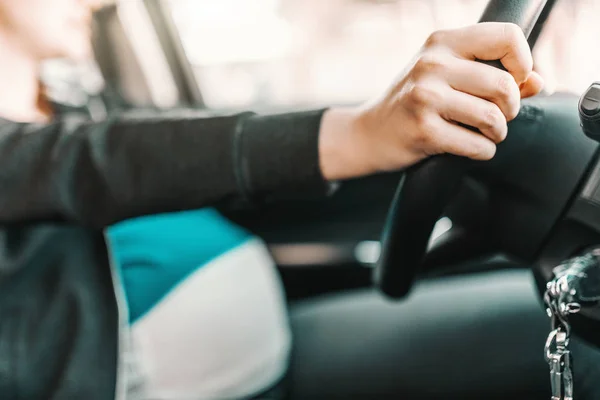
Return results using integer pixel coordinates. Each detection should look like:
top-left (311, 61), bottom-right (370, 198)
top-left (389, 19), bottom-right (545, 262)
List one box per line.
top-left (319, 22), bottom-right (545, 181)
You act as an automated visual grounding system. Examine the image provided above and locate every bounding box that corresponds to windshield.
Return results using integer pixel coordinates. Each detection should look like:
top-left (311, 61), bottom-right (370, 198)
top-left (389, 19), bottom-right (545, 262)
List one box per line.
top-left (164, 0), bottom-right (600, 110)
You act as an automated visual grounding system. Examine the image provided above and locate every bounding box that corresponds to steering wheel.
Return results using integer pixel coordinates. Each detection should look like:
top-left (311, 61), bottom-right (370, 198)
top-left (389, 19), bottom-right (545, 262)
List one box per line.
top-left (375, 0), bottom-right (553, 299)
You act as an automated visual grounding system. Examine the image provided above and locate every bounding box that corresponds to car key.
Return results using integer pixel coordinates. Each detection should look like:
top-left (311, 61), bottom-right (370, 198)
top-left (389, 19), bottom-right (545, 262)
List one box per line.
top-left (544, 249), bottom-right (600, 400)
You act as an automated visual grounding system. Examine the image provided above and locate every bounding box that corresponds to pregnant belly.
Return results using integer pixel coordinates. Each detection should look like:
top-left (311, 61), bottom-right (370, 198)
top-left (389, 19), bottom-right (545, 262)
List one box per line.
top-left (107, 210), bottom-right (291, 399)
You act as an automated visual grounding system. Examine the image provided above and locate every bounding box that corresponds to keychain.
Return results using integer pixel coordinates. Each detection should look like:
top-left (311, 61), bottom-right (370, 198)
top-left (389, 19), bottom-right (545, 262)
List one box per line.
top-left (543, 249), bottom-right (600, 400)
top-left (544, 277), bottom-right (577, 400)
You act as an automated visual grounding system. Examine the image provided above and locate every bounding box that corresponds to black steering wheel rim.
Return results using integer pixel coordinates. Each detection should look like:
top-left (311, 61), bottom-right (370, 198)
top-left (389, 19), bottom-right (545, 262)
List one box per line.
top-left (375, 0), bottom-right (554, 299)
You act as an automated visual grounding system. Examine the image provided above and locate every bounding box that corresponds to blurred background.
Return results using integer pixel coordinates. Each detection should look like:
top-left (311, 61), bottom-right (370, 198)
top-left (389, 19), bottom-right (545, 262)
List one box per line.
top-left (42, 0), bottom-right (600, 112)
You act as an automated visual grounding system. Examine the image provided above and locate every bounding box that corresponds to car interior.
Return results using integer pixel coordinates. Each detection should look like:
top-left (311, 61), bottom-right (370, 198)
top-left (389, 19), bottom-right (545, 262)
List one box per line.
top-left (43, 0), bottom-right (600, 397)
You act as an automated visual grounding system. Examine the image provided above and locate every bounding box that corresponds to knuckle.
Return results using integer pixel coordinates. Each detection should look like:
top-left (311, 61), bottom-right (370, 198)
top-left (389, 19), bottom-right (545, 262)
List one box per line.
top-left (501, 23), bottom-right (532, 75)
top-left (482, 107), bottom-right (508, 142)
top-left (413, 53), bottom-right (445, 77)
top-left (415, 115), bottom-right (438, 147)
top-left (502, 23), bottom-right (523, 47)
top-left (424, 30), bottom-right (446, 48)
top-left (481, 106), bottom-right (501, 130)
top-left (498, 125), bottom-right (508, 142)
top-left (495, 72), bottom-right (516, 101)
top-left (505, 100), bottom-right (521, 121)
top-left (408, 83), bottom-right (441, 108)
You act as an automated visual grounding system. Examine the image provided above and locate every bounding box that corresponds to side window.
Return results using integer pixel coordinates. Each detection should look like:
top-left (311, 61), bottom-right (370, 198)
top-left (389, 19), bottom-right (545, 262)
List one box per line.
top-left (533, 0), bottom-right (600, 94)
top-left (164, 0), bottom-right (488, 110)
top-left (164, 0), bottom-right (600, 110)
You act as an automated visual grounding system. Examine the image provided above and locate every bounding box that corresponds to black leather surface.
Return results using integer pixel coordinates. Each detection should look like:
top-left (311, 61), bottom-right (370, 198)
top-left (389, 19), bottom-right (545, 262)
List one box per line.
top-left (479, 0), bottom-right (548, 36)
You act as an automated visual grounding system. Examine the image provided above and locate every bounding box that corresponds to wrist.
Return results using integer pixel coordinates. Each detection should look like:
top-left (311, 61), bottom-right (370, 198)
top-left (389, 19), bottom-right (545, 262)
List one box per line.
top-left (319, 106), bottom-right (375, 181)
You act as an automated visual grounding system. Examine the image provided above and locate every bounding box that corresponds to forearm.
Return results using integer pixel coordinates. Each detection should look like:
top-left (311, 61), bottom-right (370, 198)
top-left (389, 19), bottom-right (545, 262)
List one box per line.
top-left (0, 108), bottom-right (332, 228)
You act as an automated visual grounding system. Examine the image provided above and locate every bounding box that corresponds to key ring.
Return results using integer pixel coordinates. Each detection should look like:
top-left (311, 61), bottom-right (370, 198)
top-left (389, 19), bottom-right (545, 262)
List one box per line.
top-left (545, 277), bottom-right (580, 343)
top-left (545, 328), bottom-right (570, 362)
top-left (544, 328), bottom-right (558, 363)
top-left (544, 262), bottom-right (582, 400)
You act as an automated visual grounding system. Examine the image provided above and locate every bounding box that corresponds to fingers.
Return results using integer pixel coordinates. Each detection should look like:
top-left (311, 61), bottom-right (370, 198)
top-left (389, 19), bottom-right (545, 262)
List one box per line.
top-left (419, 114), bottom-right (497, 161)
top-left (418, 24), bottom-right (545, 125)
top-left (438, 88), bottom-right (507, 144)
top-left (443, 56), bottom-right (521, 120)
top-left (427, 22), bottom-right (533, 84)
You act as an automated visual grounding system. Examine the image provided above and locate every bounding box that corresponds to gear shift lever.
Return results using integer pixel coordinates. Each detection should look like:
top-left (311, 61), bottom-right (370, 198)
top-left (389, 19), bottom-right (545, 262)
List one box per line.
top-left (579, 82), bottom-right (600, 141)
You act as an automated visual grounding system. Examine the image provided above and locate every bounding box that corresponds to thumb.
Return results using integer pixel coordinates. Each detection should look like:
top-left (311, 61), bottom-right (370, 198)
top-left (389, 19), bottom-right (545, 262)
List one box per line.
top-left (519, 71), bottom-right (545, 99)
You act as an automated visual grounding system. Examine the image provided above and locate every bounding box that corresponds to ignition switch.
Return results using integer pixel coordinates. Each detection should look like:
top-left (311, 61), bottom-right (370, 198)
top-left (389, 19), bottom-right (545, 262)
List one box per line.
top-left (579, 82), bottom-right (600, 141)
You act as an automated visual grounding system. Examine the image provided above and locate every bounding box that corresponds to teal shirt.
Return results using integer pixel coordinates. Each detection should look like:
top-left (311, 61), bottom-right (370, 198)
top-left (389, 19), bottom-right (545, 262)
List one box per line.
top-left (107, 209), bottom-right (252, 323)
